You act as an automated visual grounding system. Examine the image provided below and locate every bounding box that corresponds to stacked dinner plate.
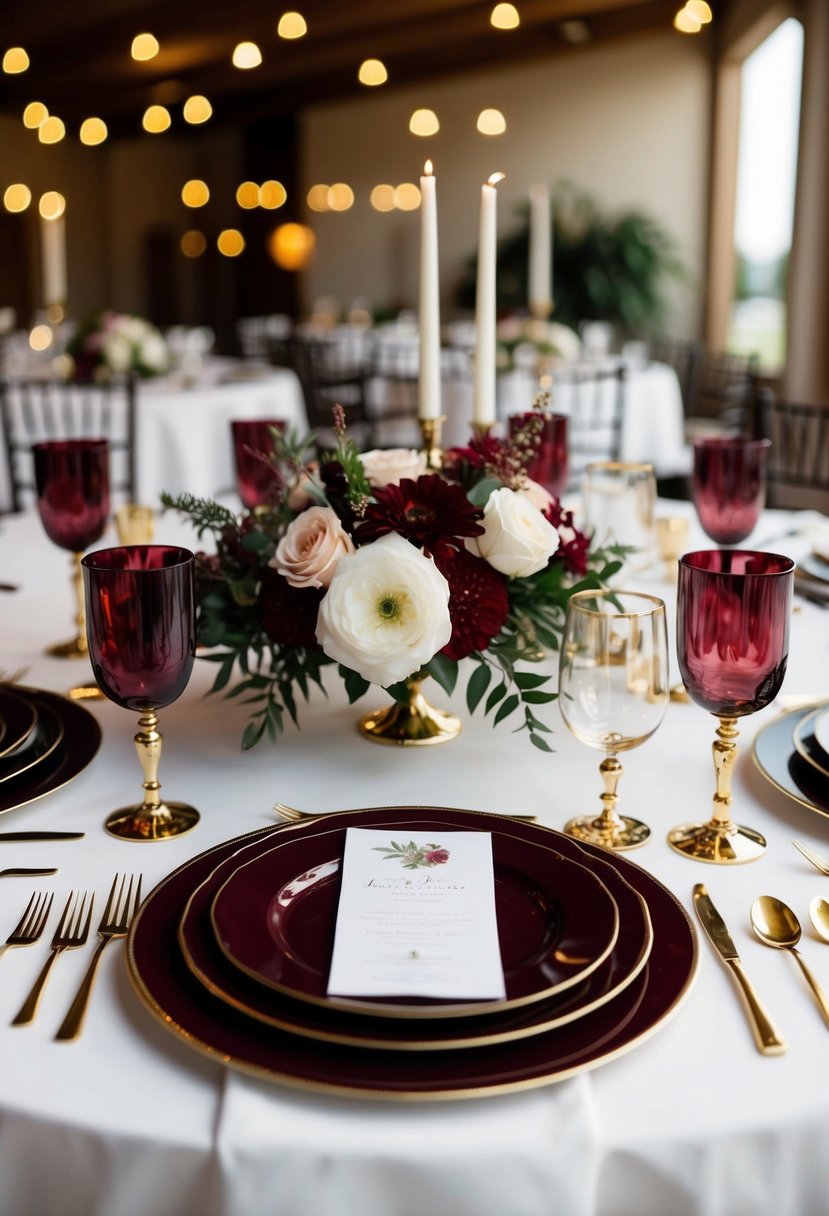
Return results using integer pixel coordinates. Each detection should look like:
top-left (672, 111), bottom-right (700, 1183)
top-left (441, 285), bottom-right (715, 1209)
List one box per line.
top-left (754, 701), bottom-right (829, 823)
top-left (0, 684), bottom-right (101, 816)
top-left (127, 805), bottom-right (698, 1100)
top-left (795, 548), bottom-right (829, 604)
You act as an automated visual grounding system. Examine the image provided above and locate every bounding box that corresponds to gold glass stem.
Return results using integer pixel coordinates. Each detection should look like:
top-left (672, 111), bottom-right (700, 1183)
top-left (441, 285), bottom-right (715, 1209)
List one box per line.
top-left (419, 415), bottom-right (446, 471)
top-left (104, 708), bottom-right (200, 841)
top-left (564, 755), bottom-right (650, 851)
top-left (359, 675), bottom-right (461, 746)
top-left (667, 715), bottom-right (766, 863)
top-left (46, 553), bottom-right (88, 659)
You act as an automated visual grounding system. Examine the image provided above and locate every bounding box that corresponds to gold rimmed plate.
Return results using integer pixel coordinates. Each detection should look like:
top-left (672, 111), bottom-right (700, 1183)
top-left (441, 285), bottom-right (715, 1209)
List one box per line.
top-left (0, 686), bottom-right (38, 760)
top-left (210, 817), bottom-right (620, 1019)
top-left (753, 705), bottom-right (829, 821)
top-left (792, 706), bottom-right (829, 782)
top-left (0, 688), bottom-right (101, 816)
top-left (0, 699), bottom-right (64, 785)
top-left (126, 812), bottom-right (698, 1101)
top-left (180, 821), bottom-right (652, 1050)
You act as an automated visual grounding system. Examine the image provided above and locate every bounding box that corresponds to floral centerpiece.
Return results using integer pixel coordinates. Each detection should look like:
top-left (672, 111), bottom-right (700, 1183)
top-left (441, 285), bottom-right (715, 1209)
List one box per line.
top-left (66, 311), bottom-right (171, 383)
top-left (496, 318), bottom-right (581, 373)
top-left (163, 408), bottom-right (624, 751)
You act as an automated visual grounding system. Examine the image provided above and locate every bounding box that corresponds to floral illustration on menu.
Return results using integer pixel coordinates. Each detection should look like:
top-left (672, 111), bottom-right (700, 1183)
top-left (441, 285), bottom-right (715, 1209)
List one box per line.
top-left (372, 840), bottom-right (451, 870)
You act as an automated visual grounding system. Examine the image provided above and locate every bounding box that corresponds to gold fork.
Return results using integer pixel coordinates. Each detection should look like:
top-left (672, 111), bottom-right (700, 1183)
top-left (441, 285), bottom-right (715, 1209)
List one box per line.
top-left (792, 839), bottom-right (829, 876)
top-left (273, 801), bottom-right (540, 823)
top-left (11, 890), bottom-right (94, 1025)
top-left (0, 891), bottom-right (54, 960)
top-left (54, 873), bottom-right (142, 1041)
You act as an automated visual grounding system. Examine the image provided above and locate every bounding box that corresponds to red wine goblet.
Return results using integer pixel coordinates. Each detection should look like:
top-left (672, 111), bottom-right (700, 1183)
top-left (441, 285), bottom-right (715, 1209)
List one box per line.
top-left (231, 419), bottom-right (285, 510)
top-left (508, 412), bottom-right (569, 499)
top-left (691, 436), bottom-right (771, 545)
top-left (669, 548), bottom-right (794, 863)
top-left (82, 545), bottom-right (199, 841)
top-left (33, 439), bottom-right (110, 659)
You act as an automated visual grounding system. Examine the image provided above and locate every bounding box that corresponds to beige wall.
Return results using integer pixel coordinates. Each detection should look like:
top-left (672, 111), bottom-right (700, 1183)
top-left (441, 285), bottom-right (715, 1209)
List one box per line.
top-left (301, 32), bottom-right (710, 336)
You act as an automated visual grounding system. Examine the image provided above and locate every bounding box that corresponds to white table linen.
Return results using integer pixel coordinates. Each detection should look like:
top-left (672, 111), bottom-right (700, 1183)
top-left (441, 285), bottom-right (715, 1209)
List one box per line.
top-left (1, 501), bottom-right (829, 1215)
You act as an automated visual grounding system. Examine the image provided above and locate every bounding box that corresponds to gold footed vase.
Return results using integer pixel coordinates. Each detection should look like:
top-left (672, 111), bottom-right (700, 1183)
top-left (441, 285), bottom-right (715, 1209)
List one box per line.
top-left (105, 708), bottom-right (200, 841)
top-left (668, 716), bottom-right (766, 863)
top-left (359, 675), bottom-right (461, 747)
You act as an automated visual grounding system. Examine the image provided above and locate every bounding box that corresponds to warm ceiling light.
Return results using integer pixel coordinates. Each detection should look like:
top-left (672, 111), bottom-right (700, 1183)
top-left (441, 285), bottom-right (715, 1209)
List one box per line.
top-left (277, 12), bottom-right (307, 39)
top-left (358, 58), bottom-right (388, 86)
top-left (131, 33), bottom-right (159, 61)
top-left (79, 117), bottom-right (108, 145)
top-left (3, 47), bottom-right (29, 74)
top-left (181, 179), bottom-right (210, 207)
top-left (232, 41), bottom-right (262, 69)
top-left (143, 105), bottom-right (171, 133)
top-left (3, 183), bottom-right (31, 213)
top-left (306, 184), bottom-right (330, 212)
top-left (218, 228), bottom-right (245, 256)
top-left (490, 3), bottom-right (520, 30)
top-left (673, 7), bottom-right (702, 33)
top-left (327, 183), bottom-right (354, 212)
top-left (370, 184), bottom-right (395, 212)
top-left (236, 181), bottom-right (260, 209)
top-left (39, 191), bottom-right (66, 220)
top-left (477, 108), bottom-right (506, 135)
top-left (268, 223), bottom-right (315, 271)
top-left (259, 180), bottom-right (287, 209)
top-left (181, 230), bottom-right (207, 258)
top-left (29, 325), bottom-right (53, 352)
top-left (394, 183), bottom-right (421, 211)
top-left (183, 95), bottom-right (212, 124)
top-left (23, 101), bottom-right (48, 128)
top-left (409, 108), bottom-right (439, 137)
top-left (38, 116), bottom-right (65, 143)
top-left (685, 0), bottom-right (713, 21)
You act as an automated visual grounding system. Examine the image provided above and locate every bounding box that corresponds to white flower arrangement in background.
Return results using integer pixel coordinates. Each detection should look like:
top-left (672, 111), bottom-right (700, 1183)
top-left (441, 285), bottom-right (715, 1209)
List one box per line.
top-left (67, 311), bottom-right (171, 382)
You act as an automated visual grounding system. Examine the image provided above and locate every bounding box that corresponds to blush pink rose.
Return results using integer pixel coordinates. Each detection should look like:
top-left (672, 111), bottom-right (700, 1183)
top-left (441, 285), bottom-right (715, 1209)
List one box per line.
top-left (360, 448), bottom-right (427, 488)
top-left (271, 505), bottom-right (355, 590)
top-left (519, 476), bottom-right (555, 513)
top-left (424, 848), bottom-right (450, 865)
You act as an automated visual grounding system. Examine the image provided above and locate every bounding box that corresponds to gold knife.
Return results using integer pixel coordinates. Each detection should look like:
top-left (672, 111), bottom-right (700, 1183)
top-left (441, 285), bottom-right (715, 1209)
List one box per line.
top-left (693, 883), bottom-right (787, 1056)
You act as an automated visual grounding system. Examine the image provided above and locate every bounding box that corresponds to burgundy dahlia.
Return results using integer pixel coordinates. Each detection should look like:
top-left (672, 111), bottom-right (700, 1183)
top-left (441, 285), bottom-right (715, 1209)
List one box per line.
top-left (358, 475), bottom-right (483, 560)
top-left (435, 548), bottom-right (509, 661)
top-left (546, 501), bottom-right (591, 576)
top-left (424, 848), bottom-right (450, 865)
top-left (259, 567), bottom-right (322, 649)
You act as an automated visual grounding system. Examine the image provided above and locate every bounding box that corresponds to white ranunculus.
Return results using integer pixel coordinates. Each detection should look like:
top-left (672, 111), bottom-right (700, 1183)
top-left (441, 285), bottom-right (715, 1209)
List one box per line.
top-left (359, 448), bottom-right (427, 488)
top-left (101, 331), bottom-right (133, 372)
top-left (316, 532), bottom-right (451, 687)
top-left (468, 486), bottom-right (560, 578)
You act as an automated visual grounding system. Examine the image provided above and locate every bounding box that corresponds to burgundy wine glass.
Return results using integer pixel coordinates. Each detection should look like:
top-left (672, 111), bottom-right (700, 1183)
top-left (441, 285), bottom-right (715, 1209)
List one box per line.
top-left (231, 419), bottom-right (285, 509)
top-left (669, 548), bottom-right (794, 863)
top-left (508, 412), bottom-right (569, 499)
top-left (33, 439), bottom-right (110, 658)
top-left (82, 545), bottom-right (199, 840)
top-left (692, 436), bottom-right (771, 545)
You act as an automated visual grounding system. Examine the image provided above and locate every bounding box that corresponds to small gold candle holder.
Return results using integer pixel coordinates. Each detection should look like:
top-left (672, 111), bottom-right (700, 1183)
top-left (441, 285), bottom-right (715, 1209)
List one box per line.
top-left (529, 299), bottom-right (554, 322)
top-left (419, 415), bottom-right (446, 470)
top-left (471, 420), bottom-right (495, 440)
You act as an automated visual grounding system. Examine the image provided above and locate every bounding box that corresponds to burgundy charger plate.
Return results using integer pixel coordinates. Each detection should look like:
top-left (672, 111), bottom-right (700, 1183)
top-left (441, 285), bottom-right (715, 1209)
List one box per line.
top-left (179, 823), bottom-right (653, 1051)
top-left (211, 821), bottom-right (620, 1017)
top-left (0, 686), bottom-right (38, 760)
top-left (0, 700), bottom-right (64, 784)
top-left (0, 689), bottom-right (102, 816)
top-left (127, 809), bottom-right (698, 1100)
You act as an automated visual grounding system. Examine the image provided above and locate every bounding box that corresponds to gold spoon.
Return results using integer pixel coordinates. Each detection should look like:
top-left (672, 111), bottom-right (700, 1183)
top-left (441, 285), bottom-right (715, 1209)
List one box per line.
top-left (809, 897), bottom-right (829, 943)
top-left (750, 895), bottom-right (829, 1027)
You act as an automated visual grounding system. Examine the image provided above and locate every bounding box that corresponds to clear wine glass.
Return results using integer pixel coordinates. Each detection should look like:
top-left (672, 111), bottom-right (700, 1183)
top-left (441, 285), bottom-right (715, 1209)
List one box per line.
top-left (33, 439), bottom-right (110, 658)
top-left (691, 436), bottom-right (771, 545)
top-left (668, 548), bottom-right (794, 863)
top-left (231, 419), bottom-right (285, 510)
top-left (82, 545), bottom-right (199, 841)
top-left (559, 589), bottom-right (669, 850)
top-left (508, 412), bottom-right (569, 498)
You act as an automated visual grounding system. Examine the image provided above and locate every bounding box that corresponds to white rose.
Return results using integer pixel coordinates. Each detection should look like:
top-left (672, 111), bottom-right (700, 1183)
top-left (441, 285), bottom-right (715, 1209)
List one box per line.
top-left (272, 505), bottom-right (355, 590)
top-left (359, 448), bottom-right (427, 488)
top-left (468, 486), bottom-right (560, 578)
top-left (547, 322), bottom-right (582, 363)
top-left (119, 316), bottom-right (150, 343)
top-left (102, 332), bottom-right (133, 372)
top-left (138, 332), bottom-right (170, 372)
top-left (316, 532), bottom-right (451, 687)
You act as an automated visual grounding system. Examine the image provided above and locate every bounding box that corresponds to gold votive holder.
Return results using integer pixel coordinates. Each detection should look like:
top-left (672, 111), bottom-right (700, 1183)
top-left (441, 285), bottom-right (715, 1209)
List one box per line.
top-left (115, 504), bottom-right (156, 546)
top-left (656, 516), bottom-right (690, 580)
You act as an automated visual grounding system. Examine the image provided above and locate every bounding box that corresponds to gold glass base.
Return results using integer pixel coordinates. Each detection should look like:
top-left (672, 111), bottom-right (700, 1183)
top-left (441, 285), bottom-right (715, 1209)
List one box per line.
top-left (667, 821), bottom-right (766, 864)
top-left (359, 680), bottom-right (461, 746)
top-left (104, 802), bottom-right (200, 841)
top-left (46, 635), bottom-right (88, 659)
top-left (564, 813), bottom-right (651, 852)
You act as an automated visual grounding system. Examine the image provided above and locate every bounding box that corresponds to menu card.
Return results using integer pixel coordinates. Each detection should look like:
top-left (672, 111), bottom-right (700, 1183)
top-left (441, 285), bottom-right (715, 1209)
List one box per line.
top-left (326, 828), bottom-right (506, 1000)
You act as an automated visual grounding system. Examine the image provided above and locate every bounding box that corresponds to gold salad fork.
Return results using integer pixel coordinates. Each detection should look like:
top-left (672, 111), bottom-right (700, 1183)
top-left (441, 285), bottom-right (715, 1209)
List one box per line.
top-left (55, 873), bottom-right (142, 1041)
top-left (792, 840), bottom-right (829, 876)
top-left (11, 890), bottom-right (94, 1025)
top-left (0, 891), bottom-right (54, 960)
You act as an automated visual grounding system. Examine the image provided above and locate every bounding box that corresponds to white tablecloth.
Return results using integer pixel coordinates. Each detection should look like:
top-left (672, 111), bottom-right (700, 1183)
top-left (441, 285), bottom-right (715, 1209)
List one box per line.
top-left (1, 502), bottom-right (829, 1215)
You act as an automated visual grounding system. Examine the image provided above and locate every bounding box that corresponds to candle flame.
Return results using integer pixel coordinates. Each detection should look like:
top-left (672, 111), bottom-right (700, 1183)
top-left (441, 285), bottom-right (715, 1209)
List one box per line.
top-left (488, 172), bottom-right (505, 186)
top-left (424, 159), bottom-right (433, 175)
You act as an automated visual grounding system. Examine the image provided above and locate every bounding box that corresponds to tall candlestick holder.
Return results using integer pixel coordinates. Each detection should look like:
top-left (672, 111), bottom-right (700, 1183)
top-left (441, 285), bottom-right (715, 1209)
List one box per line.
top-left (419, 415), bottom-right (446, 470)
top-left (472, 421), bottom-right (495, 440)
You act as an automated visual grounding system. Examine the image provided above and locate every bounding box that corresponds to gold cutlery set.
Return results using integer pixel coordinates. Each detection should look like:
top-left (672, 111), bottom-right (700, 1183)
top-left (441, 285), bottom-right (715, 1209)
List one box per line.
top-left (3, 874), bottom-right (142, 1040)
